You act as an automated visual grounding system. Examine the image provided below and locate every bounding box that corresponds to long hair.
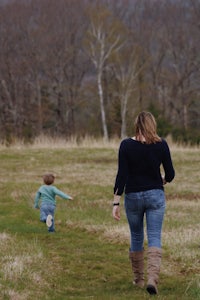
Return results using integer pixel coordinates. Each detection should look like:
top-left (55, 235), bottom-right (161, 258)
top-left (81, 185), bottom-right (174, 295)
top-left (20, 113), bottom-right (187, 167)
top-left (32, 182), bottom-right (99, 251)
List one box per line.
top-left (134, 111), bottom-right (161, 144)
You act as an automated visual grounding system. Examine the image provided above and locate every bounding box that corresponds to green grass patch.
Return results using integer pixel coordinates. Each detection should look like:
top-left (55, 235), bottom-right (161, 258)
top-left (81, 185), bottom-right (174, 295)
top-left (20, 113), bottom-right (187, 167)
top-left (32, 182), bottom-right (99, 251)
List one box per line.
top-left (0, 146), bottom-right (199, 299)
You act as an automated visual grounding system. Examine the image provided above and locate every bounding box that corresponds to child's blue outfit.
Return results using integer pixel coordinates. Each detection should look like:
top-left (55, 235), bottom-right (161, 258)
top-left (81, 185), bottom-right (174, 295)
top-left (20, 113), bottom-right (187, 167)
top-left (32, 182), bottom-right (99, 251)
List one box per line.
top-left (34, 185), bottom-right (71, 232)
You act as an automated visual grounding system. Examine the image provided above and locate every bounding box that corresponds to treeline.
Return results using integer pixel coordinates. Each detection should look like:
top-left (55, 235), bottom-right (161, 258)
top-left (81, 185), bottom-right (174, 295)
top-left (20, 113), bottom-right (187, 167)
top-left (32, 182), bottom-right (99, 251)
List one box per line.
top-left (0, 0), bottom-right (200, 144)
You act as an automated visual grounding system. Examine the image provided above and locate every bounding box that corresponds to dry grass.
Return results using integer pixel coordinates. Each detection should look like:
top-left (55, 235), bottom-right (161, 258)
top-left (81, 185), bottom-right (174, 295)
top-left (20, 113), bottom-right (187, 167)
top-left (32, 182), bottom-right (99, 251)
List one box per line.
top-left (0, 141), bottom-right (199, 299)
top-left (0, 233), bottom-right (49, 296)
top-left (0, 134), bottom-right (199, 150)
top-left (0, 135), bottom-right (120, 149)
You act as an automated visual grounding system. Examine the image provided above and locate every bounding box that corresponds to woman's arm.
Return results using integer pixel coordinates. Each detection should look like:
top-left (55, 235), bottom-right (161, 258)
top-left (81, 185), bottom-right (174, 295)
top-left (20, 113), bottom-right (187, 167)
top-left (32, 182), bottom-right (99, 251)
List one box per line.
top-left (162, 140), bottom-right (175, 183)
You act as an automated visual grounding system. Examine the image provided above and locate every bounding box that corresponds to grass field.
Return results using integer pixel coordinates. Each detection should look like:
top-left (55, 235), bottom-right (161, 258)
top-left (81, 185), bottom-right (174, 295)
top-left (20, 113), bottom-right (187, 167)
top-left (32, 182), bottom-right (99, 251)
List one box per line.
top-left (0, 140), bottom-right (199, 300)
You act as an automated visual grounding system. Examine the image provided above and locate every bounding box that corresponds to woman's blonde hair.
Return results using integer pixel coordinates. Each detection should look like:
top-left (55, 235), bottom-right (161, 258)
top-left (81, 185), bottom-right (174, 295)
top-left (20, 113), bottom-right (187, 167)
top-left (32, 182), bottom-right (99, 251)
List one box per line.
top-left (43, 173), bottom-right (55, 185)
top-left (134, 111), bottom-right (161, 144)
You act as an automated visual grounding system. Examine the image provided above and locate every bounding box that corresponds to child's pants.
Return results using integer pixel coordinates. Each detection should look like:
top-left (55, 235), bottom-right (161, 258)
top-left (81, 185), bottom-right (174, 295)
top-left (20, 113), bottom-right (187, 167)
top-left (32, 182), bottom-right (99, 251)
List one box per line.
top-left (40, 203), bottom-right (56, 232)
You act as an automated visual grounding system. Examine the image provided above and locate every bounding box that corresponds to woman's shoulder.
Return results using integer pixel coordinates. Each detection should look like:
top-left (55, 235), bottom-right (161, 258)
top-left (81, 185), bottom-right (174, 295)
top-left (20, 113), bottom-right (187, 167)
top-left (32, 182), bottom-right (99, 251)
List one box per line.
top-left (120, 137), bottom-right (169, 148)
top-left (121, 137), bottom-right (131, 143)
top-left (154, 138), bottom-right (170, 152)
top-left (120, 137), bottom-right (134, 147)
top-left (159, 138), bottom-right (169, 146)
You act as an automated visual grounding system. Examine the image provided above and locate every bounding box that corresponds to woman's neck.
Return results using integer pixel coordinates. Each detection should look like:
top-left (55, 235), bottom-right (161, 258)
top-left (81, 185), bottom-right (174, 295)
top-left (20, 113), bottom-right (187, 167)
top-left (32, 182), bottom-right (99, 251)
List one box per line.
top-left (135, 134), bottom-right (146, 142)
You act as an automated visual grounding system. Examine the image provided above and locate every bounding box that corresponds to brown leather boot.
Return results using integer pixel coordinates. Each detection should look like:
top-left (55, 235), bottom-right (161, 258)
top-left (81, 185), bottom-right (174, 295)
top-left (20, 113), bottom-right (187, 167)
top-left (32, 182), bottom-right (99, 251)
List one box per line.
top-left (129, 250), bottom-right (144, 288)
top-left (146, 247), bottom-right (162, 295)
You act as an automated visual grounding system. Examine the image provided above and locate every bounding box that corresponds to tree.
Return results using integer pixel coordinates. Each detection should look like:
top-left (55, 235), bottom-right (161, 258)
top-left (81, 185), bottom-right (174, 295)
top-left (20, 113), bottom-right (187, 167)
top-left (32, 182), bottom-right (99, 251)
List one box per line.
top-left (42, 0), bottom-right (89, 136)
top-left (85, 3), bottom-right (125, 141)
top-left (159, 0), bottom-right (200, 129)
top-left (111, 43), bottom-right (147, 138)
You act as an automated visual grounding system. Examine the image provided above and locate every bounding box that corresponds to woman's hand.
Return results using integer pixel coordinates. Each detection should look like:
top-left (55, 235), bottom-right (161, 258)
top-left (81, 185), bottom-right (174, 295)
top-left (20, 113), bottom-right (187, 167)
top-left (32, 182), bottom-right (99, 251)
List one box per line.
top-left (162, 176), bottom-right (167, 185)
top-left (112, 205), bottom-right (120, 221)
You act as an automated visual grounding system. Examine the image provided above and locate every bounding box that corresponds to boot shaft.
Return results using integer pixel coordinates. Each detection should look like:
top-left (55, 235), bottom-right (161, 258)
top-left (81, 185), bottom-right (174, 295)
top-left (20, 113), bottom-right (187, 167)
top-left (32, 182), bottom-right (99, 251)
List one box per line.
top-left (129, 250), bottom-right (144, 288)
top-left (147, 247), bottom-right (162, 282)
top-left (147, 247), bottom-right (162, 294)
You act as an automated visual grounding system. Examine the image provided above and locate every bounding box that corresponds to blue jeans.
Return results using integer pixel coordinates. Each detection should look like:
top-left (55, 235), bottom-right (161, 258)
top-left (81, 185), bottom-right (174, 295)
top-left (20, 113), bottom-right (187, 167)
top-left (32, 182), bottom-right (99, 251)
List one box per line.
top-left (124, 189), bottom-right (166, 251)
top-left (40, 203), bottom-right (56, 232)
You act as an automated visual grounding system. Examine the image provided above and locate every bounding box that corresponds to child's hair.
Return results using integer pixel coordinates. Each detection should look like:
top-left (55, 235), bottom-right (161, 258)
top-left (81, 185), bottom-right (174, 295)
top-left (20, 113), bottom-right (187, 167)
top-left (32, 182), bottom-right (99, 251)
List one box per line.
top-left (43, 173), bottom-right (55, 185)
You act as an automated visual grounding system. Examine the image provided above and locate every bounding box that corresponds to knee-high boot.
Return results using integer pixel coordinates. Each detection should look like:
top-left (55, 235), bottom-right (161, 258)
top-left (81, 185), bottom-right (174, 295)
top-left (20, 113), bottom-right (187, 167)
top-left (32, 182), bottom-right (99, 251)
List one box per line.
top-left (129, 250), bottom-right (144, 288)
top-left (147, 247), bottom-right (162, 295)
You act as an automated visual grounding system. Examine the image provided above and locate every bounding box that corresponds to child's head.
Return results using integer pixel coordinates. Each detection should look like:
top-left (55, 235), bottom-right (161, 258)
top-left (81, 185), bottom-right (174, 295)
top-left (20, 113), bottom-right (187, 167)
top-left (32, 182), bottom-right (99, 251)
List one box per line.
top-left (43, 173), bottom-right (55, 185)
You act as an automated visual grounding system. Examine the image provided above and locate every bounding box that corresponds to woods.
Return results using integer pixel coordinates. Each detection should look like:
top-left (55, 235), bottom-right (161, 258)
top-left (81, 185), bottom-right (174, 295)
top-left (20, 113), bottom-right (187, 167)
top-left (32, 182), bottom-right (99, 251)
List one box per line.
top-left (0, 0), bottom-right (199, 143)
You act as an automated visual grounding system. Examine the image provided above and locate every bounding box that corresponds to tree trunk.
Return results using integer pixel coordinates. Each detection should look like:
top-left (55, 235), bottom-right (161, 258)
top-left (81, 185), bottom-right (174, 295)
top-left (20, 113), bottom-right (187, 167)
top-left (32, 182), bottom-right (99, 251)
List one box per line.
top-left (183, 103), bottom-right (188, 130)
top-left (97, 71), bottom-right (109, 141)
top-left (121, 94), bottom-right (128, 139)
top-left (36, 77), bottom-right (43, 134)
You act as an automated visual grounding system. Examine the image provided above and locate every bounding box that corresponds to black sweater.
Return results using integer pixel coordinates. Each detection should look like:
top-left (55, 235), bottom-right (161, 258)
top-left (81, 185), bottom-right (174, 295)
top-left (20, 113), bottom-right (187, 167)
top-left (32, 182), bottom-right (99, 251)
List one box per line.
top-left (114, 138), bottom-right (175, 195)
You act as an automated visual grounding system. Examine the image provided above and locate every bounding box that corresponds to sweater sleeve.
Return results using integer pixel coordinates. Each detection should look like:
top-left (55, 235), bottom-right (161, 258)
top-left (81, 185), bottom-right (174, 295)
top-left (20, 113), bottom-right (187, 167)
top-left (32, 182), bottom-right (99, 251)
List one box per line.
top-left (114, 141), bottom-right (129, 195)
top-left (162, 140), bottom-right (175, 182)
top-left (53, 187), bottom-right (71, 200)
top-left (34, 191), bottom-right (41, 208)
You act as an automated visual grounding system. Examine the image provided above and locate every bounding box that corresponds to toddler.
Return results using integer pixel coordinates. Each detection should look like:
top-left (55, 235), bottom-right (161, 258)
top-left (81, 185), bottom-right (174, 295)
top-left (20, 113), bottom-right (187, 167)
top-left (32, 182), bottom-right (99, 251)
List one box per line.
top-left (34, 173), bottom-right (73, 232)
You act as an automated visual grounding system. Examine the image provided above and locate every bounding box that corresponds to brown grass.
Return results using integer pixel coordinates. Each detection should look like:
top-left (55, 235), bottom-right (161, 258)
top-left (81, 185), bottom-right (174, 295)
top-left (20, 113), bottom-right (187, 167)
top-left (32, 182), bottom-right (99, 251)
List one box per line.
top-left (0, 134), bottom-right (199, 150)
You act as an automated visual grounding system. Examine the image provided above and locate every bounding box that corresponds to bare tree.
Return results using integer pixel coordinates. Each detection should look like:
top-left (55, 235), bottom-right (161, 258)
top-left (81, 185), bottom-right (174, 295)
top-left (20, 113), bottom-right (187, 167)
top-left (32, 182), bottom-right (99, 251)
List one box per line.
top-left (111, 44), bottom-right (147, 138)
top-left (42, 0), bottom-right (88, 136)
top-left (158, 1), bottom-right (200, 129)
top-left (0, 2), bottom-right (29, 140)
top-left (85, 4), bottom-right (125, 141)
top-left (0, 0), bottom-right (199, 142)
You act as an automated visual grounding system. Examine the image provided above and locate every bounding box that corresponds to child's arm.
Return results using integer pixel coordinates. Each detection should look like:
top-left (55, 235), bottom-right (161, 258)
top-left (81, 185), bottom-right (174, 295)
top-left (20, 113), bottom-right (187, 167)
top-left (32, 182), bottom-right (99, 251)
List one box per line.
top-left (34, 191), bottom-right (41, 208)
top-left (54, 187), bottom-right (73, 200)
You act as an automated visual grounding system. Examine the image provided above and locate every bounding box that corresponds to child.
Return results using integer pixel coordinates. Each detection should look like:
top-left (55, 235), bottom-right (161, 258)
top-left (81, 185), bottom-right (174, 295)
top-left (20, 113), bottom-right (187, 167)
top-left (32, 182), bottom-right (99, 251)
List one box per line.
top-left (34, 173), bottom-right (73, 232)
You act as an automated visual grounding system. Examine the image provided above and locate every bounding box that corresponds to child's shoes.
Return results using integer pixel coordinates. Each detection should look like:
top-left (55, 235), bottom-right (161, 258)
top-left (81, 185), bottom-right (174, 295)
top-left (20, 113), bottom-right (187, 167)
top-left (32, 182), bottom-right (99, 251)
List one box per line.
top-left (46, 214), bottom-right (53, 228)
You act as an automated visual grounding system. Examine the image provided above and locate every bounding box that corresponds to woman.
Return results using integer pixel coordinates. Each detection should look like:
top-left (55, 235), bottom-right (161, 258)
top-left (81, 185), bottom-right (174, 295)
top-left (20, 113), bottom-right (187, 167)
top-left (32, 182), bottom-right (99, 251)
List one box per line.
top-left (112, 111), bottom-right (175, 295)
